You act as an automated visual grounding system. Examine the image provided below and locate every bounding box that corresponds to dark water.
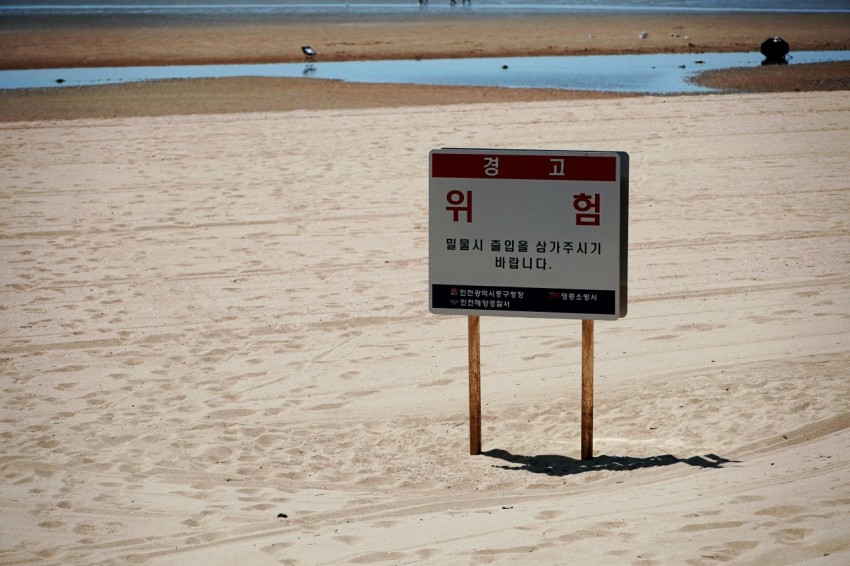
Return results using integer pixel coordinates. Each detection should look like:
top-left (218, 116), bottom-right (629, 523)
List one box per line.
top-left (1, 50), bottom-right (848, 94)
top-left (1, 0), bottom-right (849, 16)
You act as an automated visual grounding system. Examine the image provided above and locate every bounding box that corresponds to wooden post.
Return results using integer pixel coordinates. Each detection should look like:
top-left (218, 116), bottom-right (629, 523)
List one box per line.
top-left (581, 319), bottom-right (594, 460)
top-left (468, 315), bottom-right (481, 455)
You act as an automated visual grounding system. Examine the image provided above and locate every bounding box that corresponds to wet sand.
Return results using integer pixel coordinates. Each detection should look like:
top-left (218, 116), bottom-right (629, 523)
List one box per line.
top-left (2, 12), bottom-right (849, 68)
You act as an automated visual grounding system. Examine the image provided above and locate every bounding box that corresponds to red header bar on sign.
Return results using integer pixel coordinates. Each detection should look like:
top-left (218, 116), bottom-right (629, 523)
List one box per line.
top-left (432, 153), bottom-right (617, 182)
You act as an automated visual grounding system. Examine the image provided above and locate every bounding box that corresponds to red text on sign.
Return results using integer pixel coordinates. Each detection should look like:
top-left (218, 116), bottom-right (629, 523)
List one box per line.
top-left (574, 192), bottom-right (600, 226)
top-left (446, 190), bottom-right (472, 223)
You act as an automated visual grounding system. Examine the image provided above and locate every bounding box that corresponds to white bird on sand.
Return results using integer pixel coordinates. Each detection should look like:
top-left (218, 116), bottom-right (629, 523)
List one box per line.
top-left (301, 45), bottom-right (316, 62)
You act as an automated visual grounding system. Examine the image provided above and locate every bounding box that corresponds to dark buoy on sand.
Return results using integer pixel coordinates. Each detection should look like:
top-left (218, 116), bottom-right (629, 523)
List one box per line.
top-left (760, 36), bottom-right (789, 65)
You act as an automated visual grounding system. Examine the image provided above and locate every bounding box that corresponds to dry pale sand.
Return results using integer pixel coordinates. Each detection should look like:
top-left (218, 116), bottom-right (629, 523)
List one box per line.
top-left (2, 88), bottom-right (849, 564)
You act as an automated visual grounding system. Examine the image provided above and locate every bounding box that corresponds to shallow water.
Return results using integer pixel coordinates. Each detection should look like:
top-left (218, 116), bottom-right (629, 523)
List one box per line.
top-left (1, 51), bottom-right (848, 94)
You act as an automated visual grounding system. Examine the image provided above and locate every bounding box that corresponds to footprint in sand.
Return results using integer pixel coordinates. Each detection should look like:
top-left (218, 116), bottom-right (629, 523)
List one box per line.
top-left (754, 505), bottom-right (806, 518)
top-left (333, 534), bottom-right (364, 546)
top-left (535, 509), bottom-right (564, 521)
top-left (678, 521), bottom-right (745, 532)
top-left (771, 527), bottom-right (812, 545)
top-left (729, 495), bottom-right (765, 504)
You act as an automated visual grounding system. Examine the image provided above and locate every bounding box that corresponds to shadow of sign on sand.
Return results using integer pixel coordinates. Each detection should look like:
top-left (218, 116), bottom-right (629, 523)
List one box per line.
top-left (483, 449), bottom-right (736, 476)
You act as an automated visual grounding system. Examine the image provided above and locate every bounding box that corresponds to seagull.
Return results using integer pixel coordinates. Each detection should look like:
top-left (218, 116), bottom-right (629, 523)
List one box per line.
top-left (301, 45), bottom-right (316, 63)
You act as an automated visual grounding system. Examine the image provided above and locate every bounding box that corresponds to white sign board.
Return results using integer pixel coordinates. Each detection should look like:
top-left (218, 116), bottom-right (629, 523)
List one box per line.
top-left (429, 148), bottom-right (628, 320)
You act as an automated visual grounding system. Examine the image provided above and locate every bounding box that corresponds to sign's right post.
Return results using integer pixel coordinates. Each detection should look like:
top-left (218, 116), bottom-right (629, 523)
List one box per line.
top-left (581, 319), bottom-right (594, 460)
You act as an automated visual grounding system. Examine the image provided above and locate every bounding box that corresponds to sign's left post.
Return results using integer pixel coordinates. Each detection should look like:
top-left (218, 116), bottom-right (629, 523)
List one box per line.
top-left (468, 315), bottom-right (481, 455)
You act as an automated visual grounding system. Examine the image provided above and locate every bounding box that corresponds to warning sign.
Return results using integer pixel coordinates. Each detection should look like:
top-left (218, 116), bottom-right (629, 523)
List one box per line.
top-left (429, 148), bottom-right (628, 320)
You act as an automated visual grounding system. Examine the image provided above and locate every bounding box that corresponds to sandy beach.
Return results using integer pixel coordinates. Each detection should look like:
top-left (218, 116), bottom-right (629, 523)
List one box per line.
top-left (2, 10), bottom-right (850, 565)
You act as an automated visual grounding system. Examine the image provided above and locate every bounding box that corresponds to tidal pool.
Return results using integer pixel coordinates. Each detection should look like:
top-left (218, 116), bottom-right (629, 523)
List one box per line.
top-left (1, 50), bottom-right (848, 94)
